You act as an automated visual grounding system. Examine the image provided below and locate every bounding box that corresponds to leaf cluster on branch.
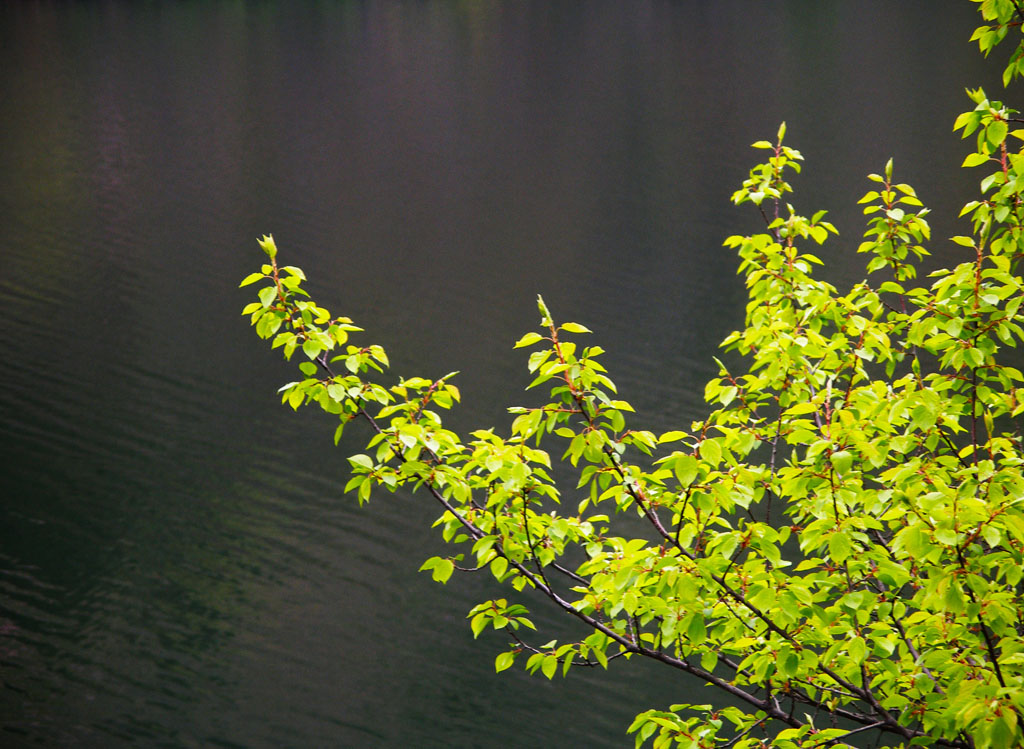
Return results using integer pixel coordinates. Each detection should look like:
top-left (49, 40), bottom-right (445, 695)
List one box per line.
top-left (242, 3), bottom-right (1024, 746)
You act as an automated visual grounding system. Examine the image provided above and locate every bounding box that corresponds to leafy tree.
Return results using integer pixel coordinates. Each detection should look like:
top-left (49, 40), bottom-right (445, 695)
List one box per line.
top-left (241, 4), bottom-right (1024, 747)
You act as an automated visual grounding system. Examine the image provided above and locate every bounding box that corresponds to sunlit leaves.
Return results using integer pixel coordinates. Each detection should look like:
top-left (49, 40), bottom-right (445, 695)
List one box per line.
top-left (242, 9), bottom-right (1024, 744)
top-left (494, 651), bottom-right (515, 673)
top-left (420, 556), bottom-right (455, 583)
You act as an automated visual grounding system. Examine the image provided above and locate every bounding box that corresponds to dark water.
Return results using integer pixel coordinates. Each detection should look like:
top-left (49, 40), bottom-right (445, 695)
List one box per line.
top-left (0, 1), bottom-right (1001, 746)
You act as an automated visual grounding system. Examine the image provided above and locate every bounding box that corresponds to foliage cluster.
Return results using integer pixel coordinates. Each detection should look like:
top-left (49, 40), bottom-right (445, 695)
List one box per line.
top-left (242, 4), bottom-right (1024, 746)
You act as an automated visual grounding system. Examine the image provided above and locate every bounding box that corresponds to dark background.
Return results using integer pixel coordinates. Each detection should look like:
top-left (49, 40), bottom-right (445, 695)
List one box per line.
top-left (0, 1), bottom-right (1002, 746)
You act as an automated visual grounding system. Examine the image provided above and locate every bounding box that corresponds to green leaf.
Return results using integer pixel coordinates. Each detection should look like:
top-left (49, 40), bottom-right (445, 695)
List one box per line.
top-left (828, 531), bottom-right (853, 562)
top-left (258, 286), bottom-right (277, 308)
top-left (541, 655), bottom-right (558, 680)
top-left (687, 613), bottom-right (707, 645)
top-left (673, 455), bottom-right (699, 486)
top-left (699, 439), bottom-right (721, 465)
top-left (847, 636), bottom-right (867, 665)
top-left (560, 322), bottom-right (592, 334)
top-left (987, 119), bottom-right (1008, 147)
top-left (495, 652), bottom-right (515, 673)
top-left (514, 332), bottom-right (544, 348)
top-left (778, 649), bottom-right (799, 678)
top-left (962, 151), bottom-right (990, 167)
top-left (470, 612), bottom-right (487, 638)
top-left (490, 555), bottom-right (508, 579)
top-left (348, 454), bottom-right (374, 470)
top-left (432, 558), bottom-right (454, 584)
top-left (830, 450), bottom-right (853, 476)
top-left (659, 431), bottom-right (687, 443)
top-left (785, 402), bottom-right (818, 416)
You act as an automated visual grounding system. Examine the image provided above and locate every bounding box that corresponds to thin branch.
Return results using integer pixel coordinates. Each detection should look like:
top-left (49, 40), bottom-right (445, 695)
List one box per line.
top-left (266, 263), bottom-right (975, 748)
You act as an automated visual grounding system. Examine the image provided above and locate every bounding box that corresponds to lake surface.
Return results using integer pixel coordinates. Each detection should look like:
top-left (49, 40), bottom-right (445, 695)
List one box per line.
top-left (0, 1), bottom-right (1002, 746)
